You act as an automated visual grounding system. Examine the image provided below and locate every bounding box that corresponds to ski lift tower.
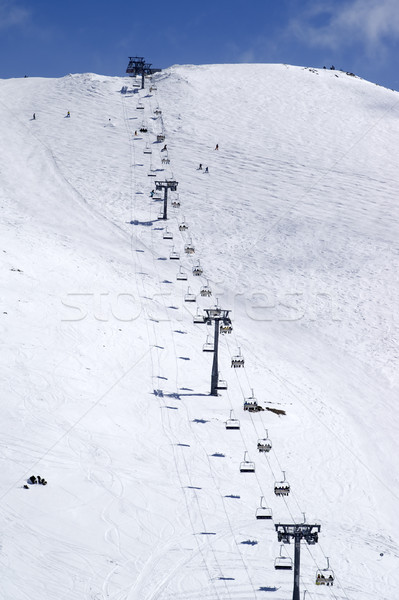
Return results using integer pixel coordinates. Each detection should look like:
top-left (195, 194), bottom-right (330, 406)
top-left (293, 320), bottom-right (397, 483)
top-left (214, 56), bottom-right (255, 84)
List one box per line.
top-left (204, 302), bottom-right (231, 396)
top-left (155, 180), bottom-right (178, 220)
top-left (126, 56), bottom-right (161, 89)
top-left (275, 521), bottom-right (321, 600)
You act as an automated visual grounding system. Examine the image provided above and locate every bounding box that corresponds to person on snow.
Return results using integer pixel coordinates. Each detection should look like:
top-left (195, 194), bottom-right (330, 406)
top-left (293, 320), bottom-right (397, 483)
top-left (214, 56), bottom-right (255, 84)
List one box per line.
top-left (204, 166), bottom-right (209, 173)
top-left (198, 163), bottom-right (202, 170)
top-left (150, 190), bottom-right (155, 197)
top-left (215, 143), bottom-right (219, 150)
top-left (66, 111), bottom-right (70, 117)
top-left (32, 113), bottom-right (36, 120)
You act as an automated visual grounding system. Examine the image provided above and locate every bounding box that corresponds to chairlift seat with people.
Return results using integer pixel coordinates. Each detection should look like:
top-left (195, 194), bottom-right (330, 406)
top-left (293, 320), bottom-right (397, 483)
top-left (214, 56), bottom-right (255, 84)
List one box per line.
top-left (315, 558), bottom-right (335, 586)
top-left (192, 261), bottom-right (203, 276)
top-left (179, 220), bottom-right (188, 231)
top-left (184, 240), bottom-right (195, 254)
top-left (231, 348), bottom-right (245, 368)
top-left (257, 430), bottom-right (272, 453)
top-left (274, 471), bottom-right (290, 496)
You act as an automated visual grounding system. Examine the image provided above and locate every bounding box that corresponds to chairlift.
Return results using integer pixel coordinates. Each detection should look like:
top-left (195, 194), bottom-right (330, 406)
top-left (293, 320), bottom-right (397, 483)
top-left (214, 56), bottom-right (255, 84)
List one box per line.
top-left (184, 239), bottom-right (195, 254)
top-left (274, 471), bottom-right (290, 496)
top-left (184, 286), bottom-right (196, 303)
top-left (257, 429), bottom-right (272, 453)
top-left (225, 410), bottom-right (240, 430)
top-left (171, 196), bottom-right (181, 208)
top-left (274, 546), bottom-right (293, 570)
top-left (216, 373), bottom-right (228, 390)
top-left (162, 227), bottom-right (173, 240)
top-left (220, 322), bottom-right (232, 334)
top-left (162, 157), bottom-right (170, 164)
top-left (143, 144), bottom-right (152, 155)
top-left (240, 451), bottom-right (255, 473)
top-left (193, 308), bottom-right (206, 324)
top-left (315, 558), bottom-right (335, 586)
top-left (157, 134), bottom-right (165, 142)
top-left (154, 108), bottom-right (162, 115)
top-left (202, 334), bottom-right (214, 352)
top-left (231, 347), bottom-right (245, 368)
top-left (255, 496), bottom-right (272, 520)
top-left (157, 210), bottom-right (164, 220)
top-left (169, 247), bottom-right (180, 260)
top-left (136, 101), bottom-right (144, 110)
top-left (192, 261), bottom-right (203, 276)
top-left (176, 266), bottom-right (188, 281)
top-left (179, 219), bottom-right (188, 231)
top-left (200, 280), bottom-right (212, 297)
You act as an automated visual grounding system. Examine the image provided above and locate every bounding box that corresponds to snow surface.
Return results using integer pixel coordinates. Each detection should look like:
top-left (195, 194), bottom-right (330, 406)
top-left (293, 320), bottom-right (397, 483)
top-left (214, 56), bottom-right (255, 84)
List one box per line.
top-left (0, 63), bottom-right (399, 599)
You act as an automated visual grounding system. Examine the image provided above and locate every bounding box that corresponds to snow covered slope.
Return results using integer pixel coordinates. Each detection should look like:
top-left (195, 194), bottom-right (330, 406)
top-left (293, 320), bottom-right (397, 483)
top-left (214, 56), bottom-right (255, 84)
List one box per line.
top-left (0, 63), bottom-right (398, 600)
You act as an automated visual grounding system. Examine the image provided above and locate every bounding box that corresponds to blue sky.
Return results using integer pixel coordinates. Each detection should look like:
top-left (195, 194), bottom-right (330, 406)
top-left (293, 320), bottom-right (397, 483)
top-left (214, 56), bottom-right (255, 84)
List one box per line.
top-left (1, 0), bottom-right (399, 90)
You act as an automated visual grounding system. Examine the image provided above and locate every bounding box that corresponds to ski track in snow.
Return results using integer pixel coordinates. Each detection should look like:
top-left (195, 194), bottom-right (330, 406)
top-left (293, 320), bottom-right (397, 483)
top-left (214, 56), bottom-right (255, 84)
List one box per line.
top-left (0, 64), bottom-right (398, 599)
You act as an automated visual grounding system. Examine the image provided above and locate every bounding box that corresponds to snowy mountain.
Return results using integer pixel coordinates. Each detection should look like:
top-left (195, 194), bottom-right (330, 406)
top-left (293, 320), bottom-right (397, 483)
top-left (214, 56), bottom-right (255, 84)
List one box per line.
top-left (0, 63), bottom-right (398, 600)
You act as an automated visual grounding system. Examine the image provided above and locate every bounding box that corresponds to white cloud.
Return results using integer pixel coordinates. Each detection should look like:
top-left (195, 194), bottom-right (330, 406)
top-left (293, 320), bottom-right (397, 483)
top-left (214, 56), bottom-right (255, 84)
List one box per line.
top-left (290, 0), bottom-right (399, 54)
top-left (0, 0), bottom-right (30, 30)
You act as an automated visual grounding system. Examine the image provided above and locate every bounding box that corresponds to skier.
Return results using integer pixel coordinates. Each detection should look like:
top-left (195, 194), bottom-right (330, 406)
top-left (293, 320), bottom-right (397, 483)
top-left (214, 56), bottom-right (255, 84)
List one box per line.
top-left (198, 163), bottom-right (202, 170)
top-left (204, 166), bottom-right (209, 173)
top-left (66, 110), bottom-right (70, 117)
top-left (215, 143), bottom-right (219, 150)
top-left (150, 190), bottom-right (155, 198)
top-left (134, 130), bottom-right (138, 136)
top-left (32, 113), bottom-right (36, 120)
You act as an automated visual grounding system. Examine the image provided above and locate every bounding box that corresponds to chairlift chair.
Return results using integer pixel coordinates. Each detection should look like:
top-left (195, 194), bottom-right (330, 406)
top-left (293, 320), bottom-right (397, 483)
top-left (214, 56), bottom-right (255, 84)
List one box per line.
top-left (157, 134), bottom-right (165, 142)
top-left (200, 280), bottom-right (212, 297)
top-left (220, 322), bottom-right (232, 334)
top-left (136, 101), bottom-right (144, 110)
top-left (179, 219), bottom-right (188, 231)
top-left (255, 496), bottom-right (272, 520)
top-left (231, 348), bottom-right (245, 368)
top-left (257, 429), bottom-right (272, 453)
top-left (240, 451), bottom-right (255, 473)
top-left (315, 558), bottom-right (335, 586)
top-left (171, 196), bottom-right (181, 208)
top-left (244, 389), bottom-right (258, 412)
top-left (216, 373), bottom-right (228, 390)
top-left (162, 157), bottom-right (170, 164)
top-left (162, 228), bottom-right (173, 240)
top-left (184, 239), bottom-right (195, 254)
top-left (193, 308), bottom-right (206, 324)
top-left (225, 410), bottom-right (240, 430)
top-left (274, 471), bottom-right (290, 496)
top-left (192, 261), bottom-right (203, 276)
top-left (154, 108), bottom-right (162, 115)
top-left (274, 546), bottom-right (293, 570)
top-left (169, 247), bottom-right (180, 260)
top-left (202, 334), bottom-right (214, 352)
top-left (184, 286), bottom-right (196, 303)
top-left (176, 267), bottom-right (188, 281)
top-left (143, 144), bottom-right (152, 155)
